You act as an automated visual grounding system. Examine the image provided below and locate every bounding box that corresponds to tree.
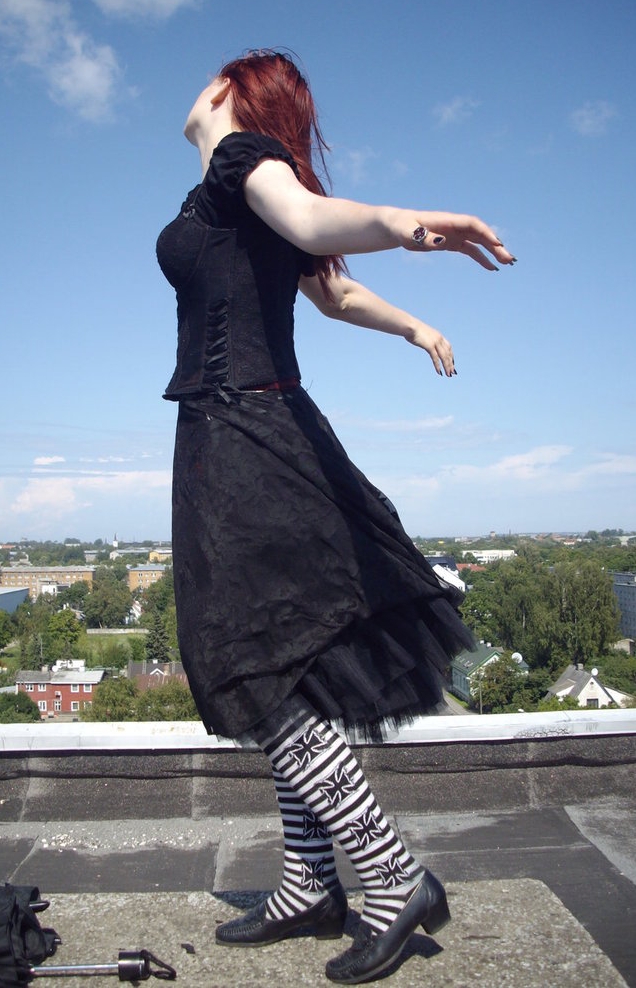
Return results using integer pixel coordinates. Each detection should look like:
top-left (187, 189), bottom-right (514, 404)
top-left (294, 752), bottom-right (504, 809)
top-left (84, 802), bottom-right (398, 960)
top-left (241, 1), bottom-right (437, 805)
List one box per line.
top-left (134, 680), bottom-right (198, 721)
top-left (84, 638), bottom-right (130, 671)
top-left (140, 571), bottom-right (178, 650)
top-left (83, 568), bottom-right (133, 628)
top-left (44, 609), bottom-right (84, 662)
top-left (536, 693), bottom-right (581, 712)
top-left (460, 570), bottom-right (501, 645)
top-left (141, 569), bottom-right (174, 614)
top-left (127, 635), bottom-right (146, 663)
top-left (0, 610), bottom-right (14, 651)
top-left (473, 654), bottom-right (529, 714)
top-left (548, 560), bottom-right (621, 666)
top-left (145, 612), bottom-right (170, 664)
top-left (82, 678), bottom-right (139, 721)
top-left (13, 598), bottom-right (56, 670)
top-left (0, 691), bottom-right (41, 723)
top-left (594, 653), bottom-right (636, 696)
top-left (462, 553), bottom-right (621, 673)
top-left (57, 581), bottom-right (90, 609)
top-left (163, 604), bottom-right (179, 651)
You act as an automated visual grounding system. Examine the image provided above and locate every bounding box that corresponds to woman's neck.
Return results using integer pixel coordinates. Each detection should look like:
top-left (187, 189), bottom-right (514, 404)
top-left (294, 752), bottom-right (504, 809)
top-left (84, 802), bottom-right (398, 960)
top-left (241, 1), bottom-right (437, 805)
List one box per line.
top-left (195, 120), bottom-right (237, 177)
top-left (185, 94), bottom-right (238, 178)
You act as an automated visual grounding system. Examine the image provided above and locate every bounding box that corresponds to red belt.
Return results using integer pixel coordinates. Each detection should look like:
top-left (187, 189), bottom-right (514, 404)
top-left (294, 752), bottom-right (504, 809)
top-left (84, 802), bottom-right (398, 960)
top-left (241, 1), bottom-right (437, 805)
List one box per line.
top-left (248, 378), bottom-right (300, 393)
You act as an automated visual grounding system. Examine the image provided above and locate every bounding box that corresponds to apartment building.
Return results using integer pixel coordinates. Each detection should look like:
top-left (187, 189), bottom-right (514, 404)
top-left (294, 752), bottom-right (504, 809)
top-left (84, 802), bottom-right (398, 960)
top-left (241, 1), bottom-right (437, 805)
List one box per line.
top-left (0, 566), bottom-right (95, 598)
top-left (126, 564), bottom-right (167, 591)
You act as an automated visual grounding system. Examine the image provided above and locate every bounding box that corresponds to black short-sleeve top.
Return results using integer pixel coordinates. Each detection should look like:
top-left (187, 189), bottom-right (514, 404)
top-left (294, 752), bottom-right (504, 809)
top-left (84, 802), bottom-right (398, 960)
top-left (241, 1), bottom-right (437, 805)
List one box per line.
top-left (157, 132), bottom-right (315, 398)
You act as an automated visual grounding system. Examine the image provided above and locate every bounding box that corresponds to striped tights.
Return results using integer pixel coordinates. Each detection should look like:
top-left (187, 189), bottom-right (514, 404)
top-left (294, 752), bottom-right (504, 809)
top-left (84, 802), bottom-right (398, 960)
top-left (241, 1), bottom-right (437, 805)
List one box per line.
top-left (252, 696), bottom-right (423, 935)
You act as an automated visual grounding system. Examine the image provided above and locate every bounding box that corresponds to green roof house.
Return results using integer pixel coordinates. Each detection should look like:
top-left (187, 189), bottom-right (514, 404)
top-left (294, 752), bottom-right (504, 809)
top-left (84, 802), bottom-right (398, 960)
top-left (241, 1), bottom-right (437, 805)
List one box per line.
top-left (451, 642), bottom-right (528, 706)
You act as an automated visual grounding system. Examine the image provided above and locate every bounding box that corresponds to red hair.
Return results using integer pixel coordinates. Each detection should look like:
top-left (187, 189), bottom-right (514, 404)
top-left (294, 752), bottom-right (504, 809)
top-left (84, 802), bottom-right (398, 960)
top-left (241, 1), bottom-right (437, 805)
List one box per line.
top-left (218, 50), bottom-right (347, 291)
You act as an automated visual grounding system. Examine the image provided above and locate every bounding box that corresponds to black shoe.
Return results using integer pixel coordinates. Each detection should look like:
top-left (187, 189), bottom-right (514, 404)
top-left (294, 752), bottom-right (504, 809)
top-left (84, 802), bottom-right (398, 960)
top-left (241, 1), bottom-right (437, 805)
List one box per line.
top-left (215, 883), bottom-right (348, 947)
top-left (325, 869), bottom-right (450, 984)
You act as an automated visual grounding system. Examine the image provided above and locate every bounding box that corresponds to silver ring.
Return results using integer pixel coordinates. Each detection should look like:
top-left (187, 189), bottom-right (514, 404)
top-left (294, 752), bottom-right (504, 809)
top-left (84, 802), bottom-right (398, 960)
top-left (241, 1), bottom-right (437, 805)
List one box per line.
top-left (411, 226), bottom-right (429, 245)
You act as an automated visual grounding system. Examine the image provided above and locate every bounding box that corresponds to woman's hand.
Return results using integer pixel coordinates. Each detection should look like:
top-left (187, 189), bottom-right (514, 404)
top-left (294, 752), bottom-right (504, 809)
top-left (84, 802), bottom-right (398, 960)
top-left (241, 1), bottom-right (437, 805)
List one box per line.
top-left (397, 210), bottom-right (516, 271)
top-left (405, 321), bottom-right (456, 376)
top-left (300, 273), bottom-right (457, 377)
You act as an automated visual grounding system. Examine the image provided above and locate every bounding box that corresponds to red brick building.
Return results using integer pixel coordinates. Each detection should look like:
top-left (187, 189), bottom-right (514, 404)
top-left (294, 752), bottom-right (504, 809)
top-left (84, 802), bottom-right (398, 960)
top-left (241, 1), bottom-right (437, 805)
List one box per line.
top-left (16, 665), bottom-right (106, 719)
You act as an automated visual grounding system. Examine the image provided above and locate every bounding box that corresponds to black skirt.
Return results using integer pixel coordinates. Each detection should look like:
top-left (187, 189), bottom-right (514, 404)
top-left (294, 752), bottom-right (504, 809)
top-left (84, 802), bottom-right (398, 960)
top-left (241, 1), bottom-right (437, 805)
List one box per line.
top-left (171, 386), bottom-right (473, 738)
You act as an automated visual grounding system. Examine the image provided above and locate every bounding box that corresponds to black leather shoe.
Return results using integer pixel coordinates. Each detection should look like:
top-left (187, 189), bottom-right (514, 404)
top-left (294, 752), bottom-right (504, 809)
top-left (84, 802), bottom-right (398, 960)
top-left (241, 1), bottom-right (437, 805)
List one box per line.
top-left (215, 882), bottom-right (348, 947)
top-left (325, 869), bottom-right (450, 984)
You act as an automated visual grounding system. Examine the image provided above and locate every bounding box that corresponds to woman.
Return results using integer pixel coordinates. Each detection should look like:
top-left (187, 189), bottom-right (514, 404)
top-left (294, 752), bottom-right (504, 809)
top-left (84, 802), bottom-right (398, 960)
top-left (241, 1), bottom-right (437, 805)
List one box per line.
top-left (157, 50), bottom-right (514, 984)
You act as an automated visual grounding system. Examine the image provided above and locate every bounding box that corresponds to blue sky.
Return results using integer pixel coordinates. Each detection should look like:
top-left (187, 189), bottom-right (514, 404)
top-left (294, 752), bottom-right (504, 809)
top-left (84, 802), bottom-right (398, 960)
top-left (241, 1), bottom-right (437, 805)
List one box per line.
top-left (1, 0), bottom-right (634, 542)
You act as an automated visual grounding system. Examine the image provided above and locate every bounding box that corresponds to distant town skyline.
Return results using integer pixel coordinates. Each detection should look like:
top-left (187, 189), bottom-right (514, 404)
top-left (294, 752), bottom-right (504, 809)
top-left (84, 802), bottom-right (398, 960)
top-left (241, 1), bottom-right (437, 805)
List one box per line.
top-left (3, 529), bottom-right (635, 548)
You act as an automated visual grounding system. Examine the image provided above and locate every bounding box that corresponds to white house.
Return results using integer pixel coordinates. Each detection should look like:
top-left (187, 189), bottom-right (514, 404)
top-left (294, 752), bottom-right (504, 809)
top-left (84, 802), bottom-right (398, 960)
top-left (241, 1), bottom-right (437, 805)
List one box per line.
top-left (546, 664), bottom-right (632, 709)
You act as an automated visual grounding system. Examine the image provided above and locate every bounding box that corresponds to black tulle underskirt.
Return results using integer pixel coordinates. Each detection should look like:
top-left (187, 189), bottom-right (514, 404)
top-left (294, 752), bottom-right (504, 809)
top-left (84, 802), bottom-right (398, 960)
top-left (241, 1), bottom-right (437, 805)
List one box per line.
top-left (171, 387), bottom-right (473, 739)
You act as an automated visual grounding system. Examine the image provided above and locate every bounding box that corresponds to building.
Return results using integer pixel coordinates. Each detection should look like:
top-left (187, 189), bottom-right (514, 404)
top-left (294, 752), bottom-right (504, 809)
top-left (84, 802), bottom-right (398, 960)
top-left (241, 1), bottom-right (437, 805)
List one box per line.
top-left (0, 586), bottom-right (28, 614)
top-left (0, 566), bottom-right (94, 598)
top-left (451, 642), bottom-right (529, 706)
top-left (126, 564), bottom-right (167, 592)
top-left (424, 554), bottom-right (459, 572)
top-left (613, 572), bottom-right (636, 639)
top-left (127, 659), bottom-right (188, 690)
top-left (546, 664), bottom-right (632, 709)
top-left (149, 546), bottom-right (172, 563)
top-left (461, 549), bottom-right (517, 564)
top-left (15, 662), bottom-right (106, 719)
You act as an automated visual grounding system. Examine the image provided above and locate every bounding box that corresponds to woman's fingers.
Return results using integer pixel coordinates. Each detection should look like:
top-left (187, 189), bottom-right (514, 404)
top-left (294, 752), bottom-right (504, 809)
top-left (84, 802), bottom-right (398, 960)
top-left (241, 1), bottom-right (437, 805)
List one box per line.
top-left (455, 240), bottom-right (500, 270)
top-left (408, 213), bottom-right (516, 267)
top-left (411, 324), bottom-right (456, 376)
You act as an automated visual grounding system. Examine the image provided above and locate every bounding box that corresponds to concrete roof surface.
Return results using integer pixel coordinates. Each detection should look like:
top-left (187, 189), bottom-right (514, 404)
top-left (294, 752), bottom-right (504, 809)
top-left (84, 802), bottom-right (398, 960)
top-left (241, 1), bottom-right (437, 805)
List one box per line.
top-left (1, 719), bottom-right (635, 987)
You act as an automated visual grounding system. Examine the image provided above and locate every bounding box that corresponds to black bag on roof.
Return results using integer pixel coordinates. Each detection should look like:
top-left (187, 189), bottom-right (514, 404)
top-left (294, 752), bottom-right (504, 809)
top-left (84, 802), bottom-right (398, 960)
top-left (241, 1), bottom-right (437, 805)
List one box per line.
top-left (0, 884), bottom-right (58, 986)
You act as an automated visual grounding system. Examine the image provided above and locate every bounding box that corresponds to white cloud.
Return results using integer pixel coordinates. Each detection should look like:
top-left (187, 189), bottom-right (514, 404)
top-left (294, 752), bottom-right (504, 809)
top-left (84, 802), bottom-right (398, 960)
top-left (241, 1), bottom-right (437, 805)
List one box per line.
top-left (372, 416), bottom-right (454, 433)
top-left (33, 455), bottom-right (66, 466)
top-left (571, 453), bottom-right (636, 482)
top-left (367, 445), bottom-right (636, 536)
top-left (10, 470), bottom-right (171, 519)
top-left (79, 455), bottom-right (134, 463)
top-left (452, 444), bottom-right (573, 484)
top-left (11, 477), bottom-right (90, 518)
top-left (570, 100), bottom-right (617, 137)
top-left (0, 0), bottom-right (125, 120)
top-left (92, 0), bottom-right (194, 16)
top-left (335, 147), bottom-right (379, 186)
top-left (433, 96), bottom-right (480, 126)
top-left (48, 32), bottom-right (122, 119)
top-left (385, 445), bottom-right (636, 503)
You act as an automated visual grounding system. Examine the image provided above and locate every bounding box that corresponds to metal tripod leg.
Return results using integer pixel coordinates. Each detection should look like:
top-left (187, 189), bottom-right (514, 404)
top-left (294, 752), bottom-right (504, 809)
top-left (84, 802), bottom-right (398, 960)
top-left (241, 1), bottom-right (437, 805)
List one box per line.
top-left (31, 948), bottom-right (177, 981)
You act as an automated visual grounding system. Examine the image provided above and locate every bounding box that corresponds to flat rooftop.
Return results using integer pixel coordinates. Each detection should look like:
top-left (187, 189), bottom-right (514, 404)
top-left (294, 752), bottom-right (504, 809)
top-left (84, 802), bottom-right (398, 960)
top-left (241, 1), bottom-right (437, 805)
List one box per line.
top-left (1, 710), bottom-right (635, 987)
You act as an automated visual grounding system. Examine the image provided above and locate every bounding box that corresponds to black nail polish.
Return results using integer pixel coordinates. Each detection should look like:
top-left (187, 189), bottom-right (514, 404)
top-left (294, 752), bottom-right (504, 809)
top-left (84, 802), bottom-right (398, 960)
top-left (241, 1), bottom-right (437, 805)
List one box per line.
top-left (433, 236), bottom-right (445, 245)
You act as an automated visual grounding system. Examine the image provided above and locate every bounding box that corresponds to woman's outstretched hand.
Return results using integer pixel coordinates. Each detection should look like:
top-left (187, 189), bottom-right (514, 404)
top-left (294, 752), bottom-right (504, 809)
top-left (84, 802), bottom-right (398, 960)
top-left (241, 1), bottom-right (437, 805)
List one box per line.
top-left (401, 211), bottom-right (516, 271)
top-left (405, 321), bottom-right (456, 376)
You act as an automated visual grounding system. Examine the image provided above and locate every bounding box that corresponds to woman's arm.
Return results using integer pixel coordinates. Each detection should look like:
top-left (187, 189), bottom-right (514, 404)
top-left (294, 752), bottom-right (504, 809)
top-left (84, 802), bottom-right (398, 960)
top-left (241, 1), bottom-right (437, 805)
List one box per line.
top-left (244, 159), bottom-right (515, 271)
top-left (299, 273), bottom-right (456, 377)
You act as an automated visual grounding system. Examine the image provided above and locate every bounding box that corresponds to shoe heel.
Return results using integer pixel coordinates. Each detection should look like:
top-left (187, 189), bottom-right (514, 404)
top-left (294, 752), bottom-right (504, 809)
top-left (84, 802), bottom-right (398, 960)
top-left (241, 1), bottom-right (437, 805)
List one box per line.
top-left (315, 885), bottom-right (347, 940)
top-left (421, 890), bottom-right (451, 935)
top-left (420, 870), bottom-right (451, 935)
top-left (315, 914), bottom-right (346, 941)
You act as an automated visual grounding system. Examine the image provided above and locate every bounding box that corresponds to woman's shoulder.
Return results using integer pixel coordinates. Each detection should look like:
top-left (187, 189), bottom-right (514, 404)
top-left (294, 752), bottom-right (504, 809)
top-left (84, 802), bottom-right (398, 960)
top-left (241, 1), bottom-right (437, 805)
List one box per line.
top-left (205, 131), bottom-right (298, 195)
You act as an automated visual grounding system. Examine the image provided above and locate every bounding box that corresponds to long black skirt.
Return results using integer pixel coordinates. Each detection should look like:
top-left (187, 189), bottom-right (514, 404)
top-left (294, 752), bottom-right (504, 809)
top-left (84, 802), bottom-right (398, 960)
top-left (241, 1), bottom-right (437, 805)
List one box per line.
top-left (171, 387), bottom-right (473, 739)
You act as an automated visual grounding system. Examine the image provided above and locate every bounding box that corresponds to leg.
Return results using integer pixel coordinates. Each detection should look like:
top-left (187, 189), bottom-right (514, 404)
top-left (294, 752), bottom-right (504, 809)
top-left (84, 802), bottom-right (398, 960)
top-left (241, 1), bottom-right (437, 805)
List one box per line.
top-left (265, 770), bottom-right (339, 920)
top-left (254, 694), bottom-right (450, 984)
top-left (216, 703), bottom-right (347, 947)
top-left (254, 695), bottom-right (426, 934)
